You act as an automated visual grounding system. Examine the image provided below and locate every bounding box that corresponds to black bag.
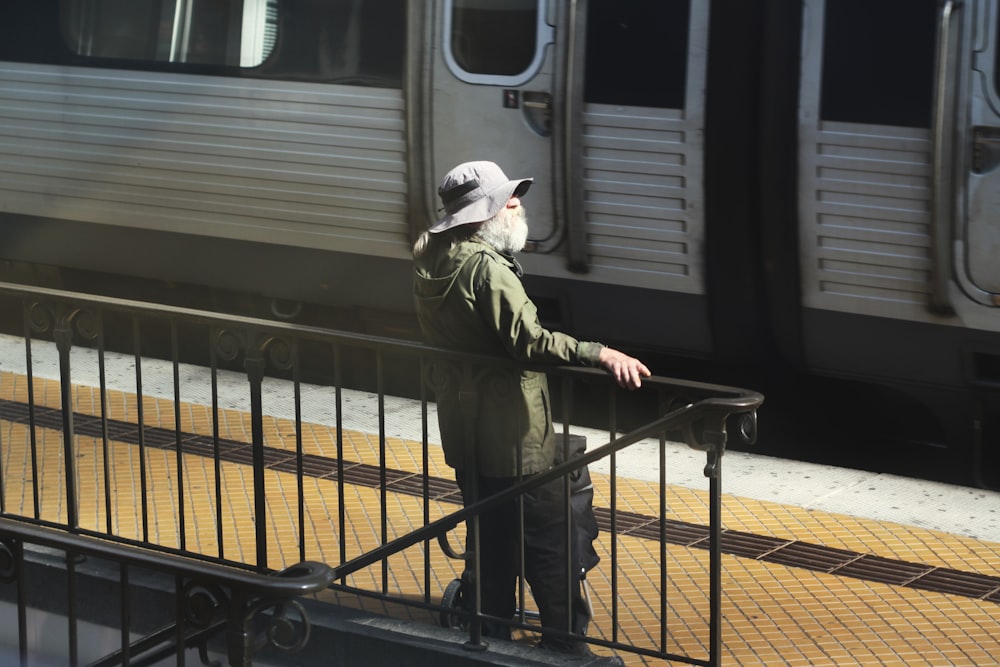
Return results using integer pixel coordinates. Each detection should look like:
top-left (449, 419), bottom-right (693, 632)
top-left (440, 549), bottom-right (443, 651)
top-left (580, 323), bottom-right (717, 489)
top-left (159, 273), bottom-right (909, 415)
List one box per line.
top-left (557, 434), bottom-right (600, 575)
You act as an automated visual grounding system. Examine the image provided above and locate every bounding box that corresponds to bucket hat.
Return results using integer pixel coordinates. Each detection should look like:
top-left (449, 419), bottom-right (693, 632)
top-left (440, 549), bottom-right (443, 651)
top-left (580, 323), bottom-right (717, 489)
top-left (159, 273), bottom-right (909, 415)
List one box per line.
top-left (429, 161), bottom-right (532, 233)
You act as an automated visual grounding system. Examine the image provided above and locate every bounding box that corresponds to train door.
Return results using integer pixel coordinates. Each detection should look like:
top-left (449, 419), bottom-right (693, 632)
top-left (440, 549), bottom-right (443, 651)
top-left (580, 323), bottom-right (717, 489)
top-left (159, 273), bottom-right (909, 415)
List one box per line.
top-left (797, 0), bottom-right (947, 324)
top-left (565, 0), bottom-right (705, 288)
top-left (961, 0), bottom-right (1000, 303)
top-left (427, 0), bottom-right (558, 240)
top-left (425, 1), bottom-right (706, 280)
top-left (799, 0), bottom-right (1000, 320)
top-left (421, 0), bottom-right (710, 351)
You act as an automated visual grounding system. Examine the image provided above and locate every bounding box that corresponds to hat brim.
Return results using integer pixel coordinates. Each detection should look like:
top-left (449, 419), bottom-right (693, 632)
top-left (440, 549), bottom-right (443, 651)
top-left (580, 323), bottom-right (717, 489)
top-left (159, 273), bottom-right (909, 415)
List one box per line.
top-left (428, 177), bottom-right (532, 234)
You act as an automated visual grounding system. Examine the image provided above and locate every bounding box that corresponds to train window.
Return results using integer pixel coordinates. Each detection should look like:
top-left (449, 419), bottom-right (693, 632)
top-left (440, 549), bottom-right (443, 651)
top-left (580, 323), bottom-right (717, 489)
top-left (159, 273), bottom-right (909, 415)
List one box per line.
top-left (59, 0), bottom-right (277, 67)
top-left (260, 0), bottom-right (405, 86)
top-left (583, 0), bottom-right (690, 109)
top-left (447, 0), bottom-right (539, 77)
top-left (0, 1), bottom-right (404, 87)
top-left (819, 0), bottom-right (936, 128)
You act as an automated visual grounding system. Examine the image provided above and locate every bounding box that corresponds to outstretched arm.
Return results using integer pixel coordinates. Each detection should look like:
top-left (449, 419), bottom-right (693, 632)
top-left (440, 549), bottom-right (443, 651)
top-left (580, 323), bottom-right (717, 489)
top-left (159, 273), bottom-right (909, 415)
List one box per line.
top-left (598, 347), bottom-right (651, 390)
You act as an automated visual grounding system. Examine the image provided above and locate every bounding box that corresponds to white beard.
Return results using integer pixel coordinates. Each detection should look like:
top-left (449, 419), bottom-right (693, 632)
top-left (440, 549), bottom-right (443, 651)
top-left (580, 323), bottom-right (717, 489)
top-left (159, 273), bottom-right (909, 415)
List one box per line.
top-left (477, 205), bottom-right (528, 254)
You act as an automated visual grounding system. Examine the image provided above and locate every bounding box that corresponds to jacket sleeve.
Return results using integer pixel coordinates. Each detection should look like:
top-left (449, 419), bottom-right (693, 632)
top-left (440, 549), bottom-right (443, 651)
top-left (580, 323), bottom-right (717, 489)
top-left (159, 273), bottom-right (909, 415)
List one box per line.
top-left (472, 253), bottom-right (603, 366)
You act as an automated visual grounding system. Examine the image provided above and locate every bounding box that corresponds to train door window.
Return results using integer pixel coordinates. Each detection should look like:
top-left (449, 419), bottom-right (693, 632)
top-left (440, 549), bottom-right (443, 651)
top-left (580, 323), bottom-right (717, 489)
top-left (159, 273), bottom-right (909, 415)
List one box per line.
top-left (59, 0), bottom-right (277, 67)
top-left (819, 0), bottom-right (937, 128)
top-left (583, 0), bottom-right (690, 109)
top-left (444, 0), bottom-right (550, 84)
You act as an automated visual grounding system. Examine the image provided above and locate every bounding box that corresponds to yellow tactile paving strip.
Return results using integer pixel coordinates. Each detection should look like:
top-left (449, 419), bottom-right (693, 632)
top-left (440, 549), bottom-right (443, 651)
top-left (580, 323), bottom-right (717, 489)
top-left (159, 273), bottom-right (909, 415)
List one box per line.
top-left (1, 371), bottom-right (999, 666)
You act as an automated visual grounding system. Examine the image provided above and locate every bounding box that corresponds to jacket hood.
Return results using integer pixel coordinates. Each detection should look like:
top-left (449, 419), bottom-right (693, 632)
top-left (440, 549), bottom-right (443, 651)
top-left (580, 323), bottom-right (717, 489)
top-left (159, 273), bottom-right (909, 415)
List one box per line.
top-left (414, 238), bottom-right (513, 304)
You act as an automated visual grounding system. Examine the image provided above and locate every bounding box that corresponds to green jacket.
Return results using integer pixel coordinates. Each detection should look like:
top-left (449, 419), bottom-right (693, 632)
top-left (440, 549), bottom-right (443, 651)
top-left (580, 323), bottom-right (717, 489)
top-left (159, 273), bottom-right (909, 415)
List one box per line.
top-left (413, 237), bottom-right (603, 476)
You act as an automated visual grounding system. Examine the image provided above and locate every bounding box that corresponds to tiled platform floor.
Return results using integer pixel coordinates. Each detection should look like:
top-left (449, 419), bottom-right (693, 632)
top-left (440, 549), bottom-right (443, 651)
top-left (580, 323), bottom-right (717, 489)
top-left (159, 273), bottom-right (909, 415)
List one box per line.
top-left (1, 371), bottom-right (999, 666)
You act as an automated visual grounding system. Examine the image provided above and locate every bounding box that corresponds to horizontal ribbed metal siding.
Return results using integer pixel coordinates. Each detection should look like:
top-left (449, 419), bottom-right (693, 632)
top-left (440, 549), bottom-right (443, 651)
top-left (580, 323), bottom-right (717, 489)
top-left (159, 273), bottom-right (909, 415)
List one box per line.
top-left (580, 103), bottom-right (703, 294)
top-left (800, 122), bottom-right (934, 316)
top-left (0, 62), bottom-right (409, 258)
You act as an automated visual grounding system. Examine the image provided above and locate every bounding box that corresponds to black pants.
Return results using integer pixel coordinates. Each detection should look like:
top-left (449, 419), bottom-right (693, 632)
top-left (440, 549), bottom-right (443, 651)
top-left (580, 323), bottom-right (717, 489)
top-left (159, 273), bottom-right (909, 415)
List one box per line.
top-left (455, 469), bottom-right (591, 651)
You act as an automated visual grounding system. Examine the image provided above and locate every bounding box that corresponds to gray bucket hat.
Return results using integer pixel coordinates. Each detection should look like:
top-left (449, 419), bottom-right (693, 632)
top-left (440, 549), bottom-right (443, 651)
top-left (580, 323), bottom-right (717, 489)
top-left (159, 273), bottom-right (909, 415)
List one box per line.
top-left (429, 161), bottom-right (532, 234)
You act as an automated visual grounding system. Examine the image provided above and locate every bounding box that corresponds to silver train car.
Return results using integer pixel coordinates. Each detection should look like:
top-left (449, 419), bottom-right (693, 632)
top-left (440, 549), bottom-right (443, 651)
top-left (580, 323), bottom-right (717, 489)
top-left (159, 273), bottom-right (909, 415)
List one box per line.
top-left (1, 0), bottom-right (999, 488)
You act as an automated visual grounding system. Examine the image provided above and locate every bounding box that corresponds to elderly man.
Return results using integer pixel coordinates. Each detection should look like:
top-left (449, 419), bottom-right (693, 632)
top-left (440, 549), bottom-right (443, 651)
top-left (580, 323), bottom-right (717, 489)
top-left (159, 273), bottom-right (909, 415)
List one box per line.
top-left (413, 161), bottom-right (648, 660)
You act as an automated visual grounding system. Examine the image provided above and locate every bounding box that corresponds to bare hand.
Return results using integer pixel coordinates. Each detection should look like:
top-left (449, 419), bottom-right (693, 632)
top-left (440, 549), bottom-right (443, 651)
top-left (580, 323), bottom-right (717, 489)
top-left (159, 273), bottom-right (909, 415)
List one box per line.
top-left (598, 347), bottom-right (651, 390)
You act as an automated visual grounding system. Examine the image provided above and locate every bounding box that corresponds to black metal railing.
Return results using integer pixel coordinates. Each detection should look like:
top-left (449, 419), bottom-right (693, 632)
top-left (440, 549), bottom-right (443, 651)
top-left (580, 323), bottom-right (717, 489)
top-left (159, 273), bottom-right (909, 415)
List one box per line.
top-left (0, 281), bottom-right (763, 666)
top-left (0, 516), bottom-right (335, 666)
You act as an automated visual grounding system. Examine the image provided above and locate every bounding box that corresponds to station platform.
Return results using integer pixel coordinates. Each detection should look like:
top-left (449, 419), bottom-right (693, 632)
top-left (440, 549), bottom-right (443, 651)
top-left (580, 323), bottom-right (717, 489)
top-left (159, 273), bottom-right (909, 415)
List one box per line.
top-left (1, 334), bottom-right (999, 666)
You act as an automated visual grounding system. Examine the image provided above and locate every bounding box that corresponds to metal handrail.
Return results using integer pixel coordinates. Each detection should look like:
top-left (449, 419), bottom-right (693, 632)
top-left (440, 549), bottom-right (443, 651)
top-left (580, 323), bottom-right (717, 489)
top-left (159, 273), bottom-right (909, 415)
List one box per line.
top-left (0, 517), bottom-right (335, 598)
top-left (0, 516), bottom-right (335, 666)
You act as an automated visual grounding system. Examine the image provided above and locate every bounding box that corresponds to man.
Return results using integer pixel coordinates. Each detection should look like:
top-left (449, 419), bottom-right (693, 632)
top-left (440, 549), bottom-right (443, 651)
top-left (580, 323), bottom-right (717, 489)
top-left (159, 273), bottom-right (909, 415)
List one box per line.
top-left (413, 161), bottom-right (649, 660)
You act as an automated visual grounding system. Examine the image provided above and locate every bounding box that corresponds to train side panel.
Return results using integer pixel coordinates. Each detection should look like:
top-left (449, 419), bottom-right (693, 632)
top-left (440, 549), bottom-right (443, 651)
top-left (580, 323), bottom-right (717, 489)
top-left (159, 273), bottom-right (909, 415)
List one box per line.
top-left (0, 62), bottom-right (409, 258)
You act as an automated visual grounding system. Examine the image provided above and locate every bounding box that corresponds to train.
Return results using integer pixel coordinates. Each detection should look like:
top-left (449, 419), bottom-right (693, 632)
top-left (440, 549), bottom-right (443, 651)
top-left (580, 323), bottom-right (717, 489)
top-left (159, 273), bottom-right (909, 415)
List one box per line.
top-left (0, 0), bottom-right (998, 488)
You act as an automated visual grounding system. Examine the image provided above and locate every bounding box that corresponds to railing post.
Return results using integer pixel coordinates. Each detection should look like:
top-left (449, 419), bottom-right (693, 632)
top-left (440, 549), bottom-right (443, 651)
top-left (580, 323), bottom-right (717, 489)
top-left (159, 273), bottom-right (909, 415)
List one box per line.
top-left (51, 304), bottom-right (81, 532)
top-left (706, 447), bottom-right (723, 667)
top-left (210, 327), bottom-right (294, 572)
top-left (244, 345), bottom-right (269, 570)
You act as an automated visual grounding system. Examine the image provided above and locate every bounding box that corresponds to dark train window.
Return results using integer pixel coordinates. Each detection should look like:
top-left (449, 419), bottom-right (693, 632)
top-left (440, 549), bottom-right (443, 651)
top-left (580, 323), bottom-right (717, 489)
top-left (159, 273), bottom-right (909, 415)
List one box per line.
top-left (60, 0), bottom-right (276, 67)
top-left (584, 0), bottom-right (690, 109)
top-left (258, 0), bottom-right (405, 85)
top-left (1, 0), bottom-right (405, 87)
top-left (820, 0), bottom-right (936, 128)
top-left (448, 0), bottom-right (538, 77)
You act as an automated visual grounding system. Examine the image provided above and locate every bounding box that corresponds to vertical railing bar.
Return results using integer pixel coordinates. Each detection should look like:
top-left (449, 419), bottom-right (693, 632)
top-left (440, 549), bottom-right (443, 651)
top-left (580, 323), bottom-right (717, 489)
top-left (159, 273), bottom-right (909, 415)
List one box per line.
top-left (22, 307), bottom-right (41, 520)
top-left (515, 374), bottom-right (526, 630)
top-left (334, 344), bottom-right (347, 575)
top-left (377, 351), bottom-right (388, 593)
top-left (67, 549), bottom-right (78, 667)
top-left (608, 385), bottom-right (619, 642)
top-left (659, 422), bottom-right (668, 652)
top-left (246, 336), bottom-right (268, 570)
top-left (133, 316), bottom-right (150, 543)
top-left (708, 449), bottom-right (722, 667)
top-left (55, 305), bottom-right (79, 531)
top-left (420, 358), bottom-right (431, 604)
top-left (209, 334), bottom-right (225, 561)
top-left (293, 340), bottom-right (306, 564)
top-left (97, 314), bottom-right (113, 535)
top-left (171, 321), bottom-right (186, 552)
top-left (119, 562), bottom-right (132, 666)
top-left (516, 485), bottom-right (525, 628)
